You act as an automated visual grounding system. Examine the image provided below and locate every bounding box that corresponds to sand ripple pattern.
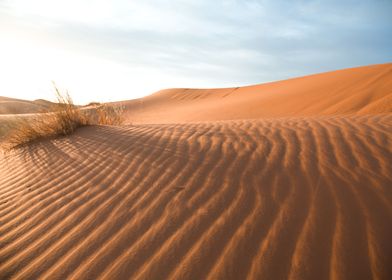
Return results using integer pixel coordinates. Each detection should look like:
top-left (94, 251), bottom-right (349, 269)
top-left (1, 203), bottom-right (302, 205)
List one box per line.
top-left (0, 115), bottom-right (391, 280)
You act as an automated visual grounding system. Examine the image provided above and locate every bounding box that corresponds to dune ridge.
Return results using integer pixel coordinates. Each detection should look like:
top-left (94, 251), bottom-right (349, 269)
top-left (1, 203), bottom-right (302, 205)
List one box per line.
top-left (0, 97), bottom-right (54, 115)
top-left (121, 63), bottom-right (392, 123)
top-left (0, 64), bottom-right (391, 279)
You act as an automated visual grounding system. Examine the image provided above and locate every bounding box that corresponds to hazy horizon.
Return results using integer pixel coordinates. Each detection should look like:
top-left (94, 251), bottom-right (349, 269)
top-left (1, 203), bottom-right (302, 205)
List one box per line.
top-left (1, 0), bottom-right (391, 104)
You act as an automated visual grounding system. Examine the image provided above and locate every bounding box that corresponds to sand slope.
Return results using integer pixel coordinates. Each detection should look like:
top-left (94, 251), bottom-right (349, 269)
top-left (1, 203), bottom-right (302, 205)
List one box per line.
top-left (0, 97), bottom-right (54, 115)
top-left (0, 64), bottom-right (391, 279)
top-left (121, 63), bottom-right (392, 123)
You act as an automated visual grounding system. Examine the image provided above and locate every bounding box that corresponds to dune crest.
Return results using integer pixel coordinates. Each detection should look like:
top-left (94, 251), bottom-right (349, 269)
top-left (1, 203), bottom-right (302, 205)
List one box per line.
top-left (0, 97), bottom-right (54, 115)
top-left (121, 63), bottom-right (392, 123)
top-left (1, 64), bottom-right (391, 279)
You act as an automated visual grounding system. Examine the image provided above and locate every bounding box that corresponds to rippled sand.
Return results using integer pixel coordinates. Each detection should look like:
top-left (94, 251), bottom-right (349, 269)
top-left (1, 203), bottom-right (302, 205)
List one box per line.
top-left (1, 64), bottom-right (391, 279)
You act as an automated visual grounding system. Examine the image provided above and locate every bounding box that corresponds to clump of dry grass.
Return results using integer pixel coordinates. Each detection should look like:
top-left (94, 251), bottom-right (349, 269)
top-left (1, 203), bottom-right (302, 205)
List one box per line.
top-left (86, 101), bottom-right (101, 106)
top-left (4, 84), bottom-right (124, 150)
top-left (95, 104), bottom-right (124, 125)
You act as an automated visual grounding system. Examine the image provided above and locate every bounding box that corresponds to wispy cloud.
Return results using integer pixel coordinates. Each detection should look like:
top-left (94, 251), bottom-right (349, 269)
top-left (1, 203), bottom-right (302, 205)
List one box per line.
top-left (0, 0), bottom-right (391, 103)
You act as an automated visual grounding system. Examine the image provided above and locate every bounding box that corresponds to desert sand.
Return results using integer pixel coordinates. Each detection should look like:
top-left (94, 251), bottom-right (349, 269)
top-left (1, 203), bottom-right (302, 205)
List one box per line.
top-left (0, 63), bottom-right (391, 279)
top-left (0, 97), bottom-right (53, 115)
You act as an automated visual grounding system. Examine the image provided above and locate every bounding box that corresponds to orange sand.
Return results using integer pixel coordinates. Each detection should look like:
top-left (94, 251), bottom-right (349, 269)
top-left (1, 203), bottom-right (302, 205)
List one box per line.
top-left (0, 97), bottom-right (53, 115)
top-left (0, 63), bottom-right (391, 279)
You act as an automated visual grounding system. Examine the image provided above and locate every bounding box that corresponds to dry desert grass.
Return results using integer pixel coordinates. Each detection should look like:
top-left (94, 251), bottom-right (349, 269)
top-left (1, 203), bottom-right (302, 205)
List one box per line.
top-left (3, 86), bottom-right (123, 150)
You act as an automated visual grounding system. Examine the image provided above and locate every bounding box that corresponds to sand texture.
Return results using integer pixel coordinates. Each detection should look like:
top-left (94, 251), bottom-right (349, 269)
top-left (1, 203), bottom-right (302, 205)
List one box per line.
top-left (0, 63), bottom-right (391, 279)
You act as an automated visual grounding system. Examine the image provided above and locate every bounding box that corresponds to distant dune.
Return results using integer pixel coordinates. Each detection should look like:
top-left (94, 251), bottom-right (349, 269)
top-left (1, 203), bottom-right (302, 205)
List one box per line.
top-left (0, 63), bottom-right (391, 279)
top-left (0, 97), bottom-right (54, 115)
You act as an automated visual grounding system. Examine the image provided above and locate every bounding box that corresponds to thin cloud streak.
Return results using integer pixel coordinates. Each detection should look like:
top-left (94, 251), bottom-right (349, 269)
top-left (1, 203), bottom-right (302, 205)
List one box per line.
top-left (0, 0), bottom-right (391, 104)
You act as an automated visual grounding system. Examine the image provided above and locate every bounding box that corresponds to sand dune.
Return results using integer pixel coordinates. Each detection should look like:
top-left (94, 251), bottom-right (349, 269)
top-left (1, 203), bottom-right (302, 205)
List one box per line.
top-left (0, 64), bottom-right (391, 279)
top-left (0, 97), bottom-right (54, 115)
top-left (121, 63), bottom-right (392, 123)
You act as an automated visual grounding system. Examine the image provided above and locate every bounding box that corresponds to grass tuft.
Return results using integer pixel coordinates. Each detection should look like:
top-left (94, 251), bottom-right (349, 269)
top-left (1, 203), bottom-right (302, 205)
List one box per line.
top-left (3, 84), bottom-right (124, 150)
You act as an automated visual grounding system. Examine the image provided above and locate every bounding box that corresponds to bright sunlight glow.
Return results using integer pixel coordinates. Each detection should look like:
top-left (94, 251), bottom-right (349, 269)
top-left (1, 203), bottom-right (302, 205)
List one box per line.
top-left (1, 0), bottom-right (391, 104)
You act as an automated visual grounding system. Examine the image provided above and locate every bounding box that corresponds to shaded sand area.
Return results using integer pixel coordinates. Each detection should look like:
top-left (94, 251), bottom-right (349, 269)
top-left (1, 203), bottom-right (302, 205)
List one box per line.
top-left (1, 63), bottom-right (391, 279)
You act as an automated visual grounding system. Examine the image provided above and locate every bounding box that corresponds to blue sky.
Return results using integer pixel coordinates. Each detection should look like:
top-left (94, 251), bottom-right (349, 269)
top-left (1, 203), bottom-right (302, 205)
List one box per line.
top-left (0, 0), bottom-right (391, 104)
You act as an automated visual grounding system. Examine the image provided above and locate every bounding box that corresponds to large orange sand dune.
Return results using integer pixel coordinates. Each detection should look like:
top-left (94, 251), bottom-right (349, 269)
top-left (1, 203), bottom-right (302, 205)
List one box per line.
top-left (0, 63), bottom-right (391, 279)
top-left (121, 63), bottom-right (392, 123)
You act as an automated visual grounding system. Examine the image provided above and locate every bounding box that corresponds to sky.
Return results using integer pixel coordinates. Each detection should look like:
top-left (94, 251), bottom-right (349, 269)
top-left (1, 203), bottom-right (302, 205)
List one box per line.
top-left (0, 0), bottom-right (391, 104)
